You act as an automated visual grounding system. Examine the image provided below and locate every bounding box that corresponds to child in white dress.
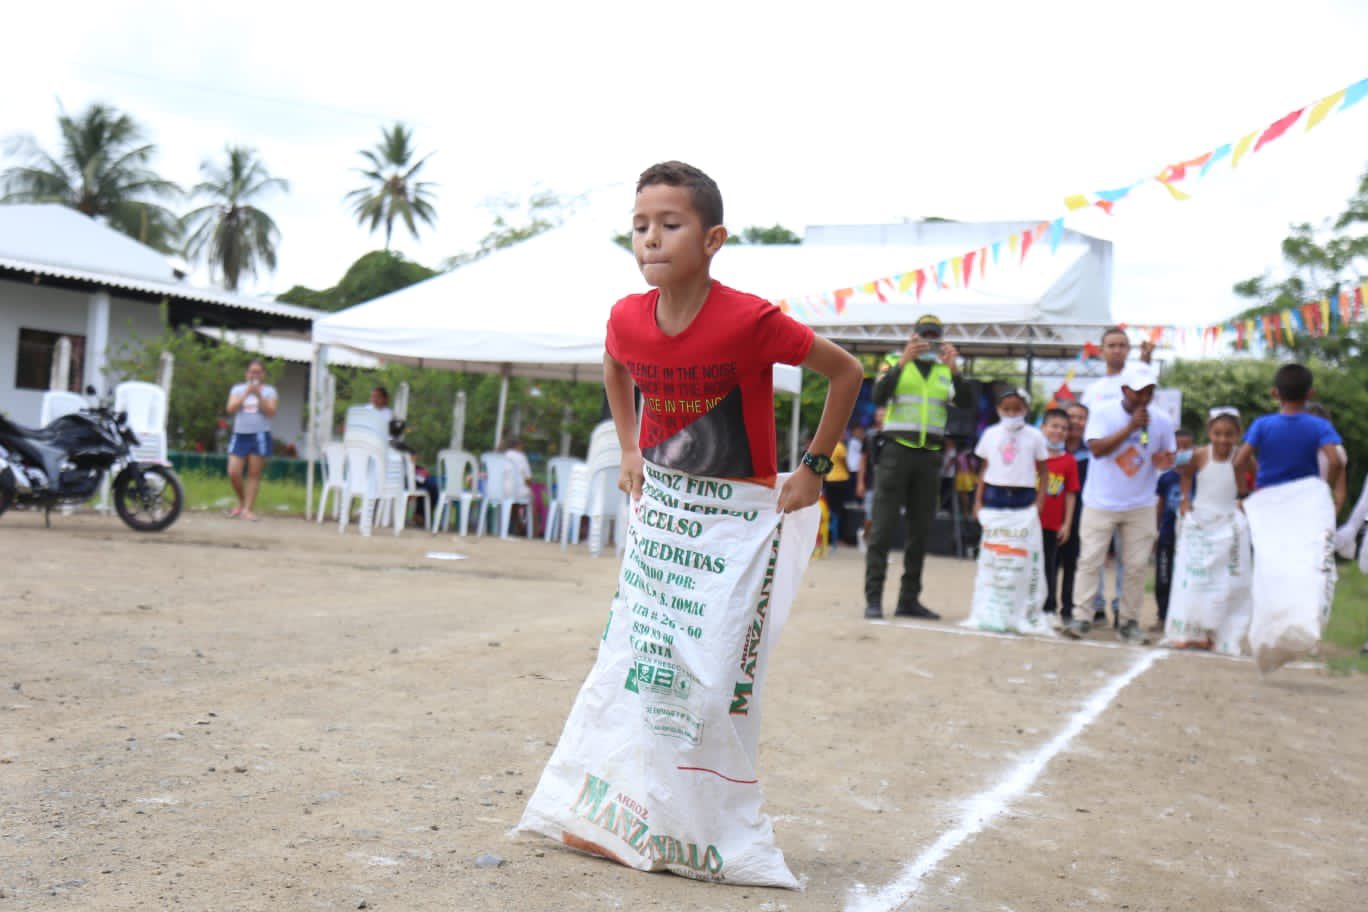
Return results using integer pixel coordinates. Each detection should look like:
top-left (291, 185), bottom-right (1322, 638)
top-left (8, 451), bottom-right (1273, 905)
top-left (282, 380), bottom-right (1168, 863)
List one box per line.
top-left (1163, 408), bottom-right (1252, 653)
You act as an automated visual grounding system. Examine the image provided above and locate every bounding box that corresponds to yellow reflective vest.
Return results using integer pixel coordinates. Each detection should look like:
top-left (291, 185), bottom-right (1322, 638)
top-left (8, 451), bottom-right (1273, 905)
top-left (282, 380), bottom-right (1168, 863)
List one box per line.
top-left (883, 362), bottom-right (954, 450)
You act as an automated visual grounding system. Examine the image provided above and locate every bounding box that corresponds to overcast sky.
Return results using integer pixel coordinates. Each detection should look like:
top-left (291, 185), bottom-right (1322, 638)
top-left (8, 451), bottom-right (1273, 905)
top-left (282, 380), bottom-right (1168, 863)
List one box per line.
top-left (2, 0), bottom-right (1366, 326)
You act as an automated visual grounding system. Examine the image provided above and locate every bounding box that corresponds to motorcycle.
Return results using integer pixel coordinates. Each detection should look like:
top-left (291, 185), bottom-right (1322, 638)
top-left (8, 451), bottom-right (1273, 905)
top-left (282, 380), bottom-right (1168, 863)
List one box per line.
top-left (0, 387), bottom-right (184, 532)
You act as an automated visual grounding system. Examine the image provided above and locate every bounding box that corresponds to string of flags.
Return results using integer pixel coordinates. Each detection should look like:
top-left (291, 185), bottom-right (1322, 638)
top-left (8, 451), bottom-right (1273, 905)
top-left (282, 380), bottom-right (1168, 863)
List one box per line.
top-left (1065, 75), bottom-right (1368, 213)
top-left (1127, 283), bottom-right (1368, 356)
top-left (774, 74), bottom-right (1368, 323)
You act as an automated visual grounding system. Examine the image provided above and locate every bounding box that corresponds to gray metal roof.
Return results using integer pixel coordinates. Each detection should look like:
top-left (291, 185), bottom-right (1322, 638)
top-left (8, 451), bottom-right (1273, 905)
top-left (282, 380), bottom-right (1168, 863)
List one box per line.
top-left (0, 204), bottom-right (320, 332)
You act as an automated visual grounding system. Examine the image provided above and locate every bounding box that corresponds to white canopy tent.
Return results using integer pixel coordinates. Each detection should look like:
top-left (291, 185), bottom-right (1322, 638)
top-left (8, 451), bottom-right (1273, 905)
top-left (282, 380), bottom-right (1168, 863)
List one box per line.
top-left (307, 215), bottom-right (1111, 515)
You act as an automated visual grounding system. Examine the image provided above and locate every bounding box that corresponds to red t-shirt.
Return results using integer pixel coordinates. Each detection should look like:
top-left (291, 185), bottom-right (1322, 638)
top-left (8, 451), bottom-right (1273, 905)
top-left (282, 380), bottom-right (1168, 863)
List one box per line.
top-left (1039, 451), bottom-right (1081, 531)
top-left (605, 281), bottom-right (815, 486)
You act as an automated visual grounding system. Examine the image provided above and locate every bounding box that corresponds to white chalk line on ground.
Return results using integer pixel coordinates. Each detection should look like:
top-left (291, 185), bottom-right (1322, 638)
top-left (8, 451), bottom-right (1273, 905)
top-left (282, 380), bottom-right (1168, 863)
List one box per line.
top-left (843, 648), bottom-right (1165, 912)
top-left (872, 619), bottom-right (1320, 669)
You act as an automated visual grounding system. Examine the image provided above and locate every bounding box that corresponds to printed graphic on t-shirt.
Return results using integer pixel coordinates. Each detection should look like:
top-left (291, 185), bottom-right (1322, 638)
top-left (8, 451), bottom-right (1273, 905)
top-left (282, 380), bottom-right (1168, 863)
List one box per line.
top-left (1115, 444), bottom-right (1145, 477)
top-left (1046, 470), bottom-right (1066, 496)
top-left (1000, 436), bottom-right (1019, 465)
top-left (629, 358), bottom-right (753, 479)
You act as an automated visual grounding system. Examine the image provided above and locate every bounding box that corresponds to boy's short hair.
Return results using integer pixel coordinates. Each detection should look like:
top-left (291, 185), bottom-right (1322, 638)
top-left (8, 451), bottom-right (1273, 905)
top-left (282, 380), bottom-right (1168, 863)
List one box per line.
top-left (1175, 428), bottom-right (1195, 440)
top-left (1065, 401), bottom-right (1089, 415)
top-left (1100, 326), bottom-right (1129, 344)
top-left (637, 161), bottom-right (724, 229)
top-left (1273, 363), bottom-right (1313, 402)
top-left (1043, 408), bottom-right (1070, 424)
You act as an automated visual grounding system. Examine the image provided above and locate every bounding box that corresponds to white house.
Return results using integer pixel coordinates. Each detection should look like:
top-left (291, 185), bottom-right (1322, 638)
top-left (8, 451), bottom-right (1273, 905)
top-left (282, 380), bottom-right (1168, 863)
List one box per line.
top-left (0, 204), bottom-right (323, 448)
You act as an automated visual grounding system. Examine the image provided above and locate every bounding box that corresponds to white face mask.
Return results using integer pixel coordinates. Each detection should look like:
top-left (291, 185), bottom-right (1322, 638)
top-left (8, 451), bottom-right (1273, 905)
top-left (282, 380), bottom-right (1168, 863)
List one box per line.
top-left (999, 415), bottom-right (1026, 431)
top-left (1047, 438), bottom-right (1066, 451)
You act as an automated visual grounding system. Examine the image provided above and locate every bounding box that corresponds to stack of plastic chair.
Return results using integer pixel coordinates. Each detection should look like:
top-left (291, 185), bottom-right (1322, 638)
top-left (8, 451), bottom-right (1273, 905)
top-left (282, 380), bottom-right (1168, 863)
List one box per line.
top-left (39, 391), bottom-right (85, 426)
top-left (383, 451), bottom-right (430, 536)
top-left (542, 455), bottom-right (586, 543)
top-left (338, 406), bottom-right (388, 536)
top-left (474, 452), bottom-right (534, 539)
top-left (432, 449), bottom-right (479, 535)
top-left (113, 381), bottom-right (169, 465)
top-left (561, 421), bottom-right (624, 556)
top-left (316, 441), bottom-right (348, 524)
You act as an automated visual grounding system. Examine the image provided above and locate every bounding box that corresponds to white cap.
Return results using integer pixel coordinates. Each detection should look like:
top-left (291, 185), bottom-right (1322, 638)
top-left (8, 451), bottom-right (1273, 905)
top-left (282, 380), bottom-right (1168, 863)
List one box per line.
top-left (1120, 363), bottom-right (1159, 391)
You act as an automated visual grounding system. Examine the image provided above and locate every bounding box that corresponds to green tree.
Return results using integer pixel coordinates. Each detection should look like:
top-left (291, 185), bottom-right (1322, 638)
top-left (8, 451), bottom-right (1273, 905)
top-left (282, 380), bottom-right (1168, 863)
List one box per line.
top-left (1233, 165), bottom-right (1368, 363)
top-left (445, 190), bottom-right (575, 269)
top-left (277, 249), bottom-right (437, 312)
top-left (0, 101), bottom-right (181, 252)
top-left (182, 146), bottom-right (288, 291)
top-left (345, 123), bottom-right (438, 249)
top-left (106, 317), bottom-right (287, 453)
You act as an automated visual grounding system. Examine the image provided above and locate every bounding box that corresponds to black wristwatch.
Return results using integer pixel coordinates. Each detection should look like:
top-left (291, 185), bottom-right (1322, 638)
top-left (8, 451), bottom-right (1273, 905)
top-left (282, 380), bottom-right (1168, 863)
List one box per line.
top-left (801, 451), bottom-right (835, 476)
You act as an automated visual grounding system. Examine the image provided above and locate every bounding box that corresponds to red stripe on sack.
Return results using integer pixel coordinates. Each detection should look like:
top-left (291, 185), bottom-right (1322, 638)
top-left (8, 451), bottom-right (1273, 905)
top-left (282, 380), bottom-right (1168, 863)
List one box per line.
top-left (677, 766), bottom-right (759, 784)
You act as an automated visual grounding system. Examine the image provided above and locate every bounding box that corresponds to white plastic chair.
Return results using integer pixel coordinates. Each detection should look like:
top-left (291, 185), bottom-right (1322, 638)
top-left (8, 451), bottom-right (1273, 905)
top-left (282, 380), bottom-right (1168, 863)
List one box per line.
top-left (113, 381), bottom-right (169, 464)
top-left (432, 449), bottom-right (479, 535)
top-left (542, 455), bottom-right (585, 543)
top-left (583, 462), bottom-right (629, 558)
top-left (40, 391), bottom-right (86, 426)
top-left (316, 441), bottom-right (347, 524)
top-left (474, 452), bottom-right (533, 539)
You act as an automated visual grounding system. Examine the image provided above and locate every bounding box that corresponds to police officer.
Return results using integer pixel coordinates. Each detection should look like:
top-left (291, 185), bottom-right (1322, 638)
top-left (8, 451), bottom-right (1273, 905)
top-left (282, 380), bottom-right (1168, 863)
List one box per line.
top-left (864, 315), bottom-right (969, 619)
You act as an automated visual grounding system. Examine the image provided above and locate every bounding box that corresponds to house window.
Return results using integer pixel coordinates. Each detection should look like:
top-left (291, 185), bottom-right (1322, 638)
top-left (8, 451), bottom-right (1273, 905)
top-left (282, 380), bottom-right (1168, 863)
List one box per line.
top-left (14, 328), bottom-right (87, 392)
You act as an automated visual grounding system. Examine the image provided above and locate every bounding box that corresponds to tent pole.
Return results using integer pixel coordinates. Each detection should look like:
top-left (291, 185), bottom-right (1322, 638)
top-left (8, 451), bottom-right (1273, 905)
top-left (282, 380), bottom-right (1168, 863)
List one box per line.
top-left (1024, 346), bottom-right (1035, 400)
top-left (494, 366), bottom-right (511, 448)
top-left (305, 344), bottom-right (320, 521)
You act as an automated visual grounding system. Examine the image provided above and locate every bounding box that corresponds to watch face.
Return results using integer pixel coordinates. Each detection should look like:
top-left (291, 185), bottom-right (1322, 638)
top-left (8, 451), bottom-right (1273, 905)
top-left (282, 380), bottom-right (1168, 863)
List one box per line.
top-left (805, 453), bottom-right (834, 475)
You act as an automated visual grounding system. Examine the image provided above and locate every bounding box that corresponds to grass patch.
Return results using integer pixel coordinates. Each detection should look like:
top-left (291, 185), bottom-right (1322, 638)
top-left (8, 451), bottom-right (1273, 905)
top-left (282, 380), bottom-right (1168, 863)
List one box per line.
top-left (1326, 560), bottom-right (1368, 674)
top-left (178, 469), bottom-right (310, 518)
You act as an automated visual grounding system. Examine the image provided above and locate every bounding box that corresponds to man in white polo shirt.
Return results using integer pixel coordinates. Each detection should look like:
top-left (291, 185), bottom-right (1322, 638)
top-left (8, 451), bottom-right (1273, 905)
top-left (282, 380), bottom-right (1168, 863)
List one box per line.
top-left (1064, 363), bottom-right (1176, 644)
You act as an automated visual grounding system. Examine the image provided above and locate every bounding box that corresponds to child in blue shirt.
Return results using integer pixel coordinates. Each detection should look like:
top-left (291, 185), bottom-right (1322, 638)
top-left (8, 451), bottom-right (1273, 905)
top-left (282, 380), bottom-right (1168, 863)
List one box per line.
top-left (1154, 429), bottom-right (1194, 626)
top-left (1235, 364), bottom-right (1343, 491)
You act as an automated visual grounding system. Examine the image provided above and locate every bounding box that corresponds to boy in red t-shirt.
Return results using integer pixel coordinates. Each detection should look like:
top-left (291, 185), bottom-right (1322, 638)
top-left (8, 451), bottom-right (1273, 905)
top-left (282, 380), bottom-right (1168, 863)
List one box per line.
top-left (604, 161), bottom-right (863, 503)
top-left (1039, 408), bottom-right (1081, 618)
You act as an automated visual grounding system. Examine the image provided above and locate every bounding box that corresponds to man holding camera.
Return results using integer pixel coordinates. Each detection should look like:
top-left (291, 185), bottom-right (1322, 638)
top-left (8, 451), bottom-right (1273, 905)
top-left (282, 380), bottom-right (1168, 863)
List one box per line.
top-left (864, 315), bottom-right (971, 619)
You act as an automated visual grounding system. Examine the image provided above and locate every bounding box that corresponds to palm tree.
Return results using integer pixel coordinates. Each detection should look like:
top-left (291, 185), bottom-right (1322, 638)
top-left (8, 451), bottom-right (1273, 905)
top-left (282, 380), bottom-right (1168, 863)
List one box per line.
top-left (345, 123), bottom-right (438, 249)
top-left (0, 102), bottom-right (181, 252)
top-left (182, 146), bottom-right (289, 292)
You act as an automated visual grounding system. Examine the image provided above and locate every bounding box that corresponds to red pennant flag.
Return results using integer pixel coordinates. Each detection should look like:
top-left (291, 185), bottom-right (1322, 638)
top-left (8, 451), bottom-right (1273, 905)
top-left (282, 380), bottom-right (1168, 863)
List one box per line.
top-left (1235, 322), bottom-right (1246, 346)
top-left (962, 250), bottom-right (976, 286)
top-left (1158, 152), bottom-right (1213, 183)
top-left (1263, 315), bottom-right (1275, 348)
top-left (1082, 341), bottom-right (1101, 359)
top-left (1254, 108), bottom-right (1305, 152)
top-left (914, 269), bottom-right (926, 303)
top-left (833, 288), bottom-right (853, 314)
top-left (1020, 230), bottom-right (1034, 262)
top-left (1355, 285), bottom-right (1365, 320)
top-left (1054, 382), bottom-right (1075, 403)
top-left (1094, 199), bottom-right (1114, 214)
top-left (1148, 326), bottom-right (1163, 344)
top-left (1302, 303), bottom-right (1319, 336)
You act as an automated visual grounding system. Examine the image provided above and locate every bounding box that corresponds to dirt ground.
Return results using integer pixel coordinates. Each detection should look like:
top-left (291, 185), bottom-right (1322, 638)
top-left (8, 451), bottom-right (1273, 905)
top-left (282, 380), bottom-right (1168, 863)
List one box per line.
top-left (2, 509), bottom-right (1366, 911)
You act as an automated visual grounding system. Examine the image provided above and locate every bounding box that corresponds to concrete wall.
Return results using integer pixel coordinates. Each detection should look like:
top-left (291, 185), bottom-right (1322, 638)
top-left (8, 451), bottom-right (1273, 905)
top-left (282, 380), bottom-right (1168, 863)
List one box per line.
top-left (0, 279), bottom-right (308, 449)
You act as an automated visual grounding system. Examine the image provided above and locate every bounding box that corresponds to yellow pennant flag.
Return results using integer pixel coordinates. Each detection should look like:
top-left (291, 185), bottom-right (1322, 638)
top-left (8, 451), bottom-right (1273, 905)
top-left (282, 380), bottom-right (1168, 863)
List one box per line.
top-left (1231, 131), bottom-right (1258, 168)
top-left (950, 256), bottom-right (963, 287)
top-left (1157, 179), bottom-right (1190, 201)
top-left (1306, 90), bottom-right (1347, 131)
top-left (1281, 309), bottom-right (1296, 344)
top-left (858, 281), bottom-right (877, 295)
top-left (1008, 234), bottom-right (1019, 257)
top-left (1320, 297), bottom-right (1332, 332)
top-left (1064, 194), bottom-right (1090, 211)
top-left (897, 272), bottom-right (914, 294)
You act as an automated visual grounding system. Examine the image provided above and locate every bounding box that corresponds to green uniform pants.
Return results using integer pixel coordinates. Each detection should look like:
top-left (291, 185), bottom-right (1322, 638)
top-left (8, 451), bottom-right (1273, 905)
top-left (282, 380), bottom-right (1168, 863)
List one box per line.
top-left (864, 442), bottom-right (943, 607)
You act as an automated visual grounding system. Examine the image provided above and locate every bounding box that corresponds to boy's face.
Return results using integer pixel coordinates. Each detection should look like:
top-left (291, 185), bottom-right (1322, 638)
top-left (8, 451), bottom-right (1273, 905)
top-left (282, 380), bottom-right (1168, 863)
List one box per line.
top-left (632, 184), bottom-right (727, 289)
top-left (1043, 415), bottom-right (1068, 445)
top-left (1066, 405), bottom-right (1087, 436)
top-left (1175, 433), bottom-right (1194, 452)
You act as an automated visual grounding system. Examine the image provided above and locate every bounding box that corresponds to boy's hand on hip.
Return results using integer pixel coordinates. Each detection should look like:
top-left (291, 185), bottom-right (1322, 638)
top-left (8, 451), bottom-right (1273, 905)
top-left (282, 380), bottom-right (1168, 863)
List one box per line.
top-left (618, 450), bottom-right (645, 501)
top-left (777, 467), bottom-right (822, 514)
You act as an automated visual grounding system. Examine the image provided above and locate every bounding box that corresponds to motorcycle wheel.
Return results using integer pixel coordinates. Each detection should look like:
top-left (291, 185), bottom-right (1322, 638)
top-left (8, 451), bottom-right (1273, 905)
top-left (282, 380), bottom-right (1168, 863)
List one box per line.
top-left (113, 464), bottom-right (184, 532)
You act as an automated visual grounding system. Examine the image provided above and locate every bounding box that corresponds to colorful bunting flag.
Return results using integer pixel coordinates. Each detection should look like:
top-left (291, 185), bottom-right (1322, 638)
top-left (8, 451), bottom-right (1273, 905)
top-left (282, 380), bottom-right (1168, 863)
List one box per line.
top-left (961, 251), bottom-right (975, 286)
top-left (1048, 218), bottom-right (1064, 253)
top-left (1307, 90), bottom-right (1347, 130)
top-left (1255, 108), bottom-right (1304, 152)
top-left (1019, 230), bottom-right (1033, 262)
